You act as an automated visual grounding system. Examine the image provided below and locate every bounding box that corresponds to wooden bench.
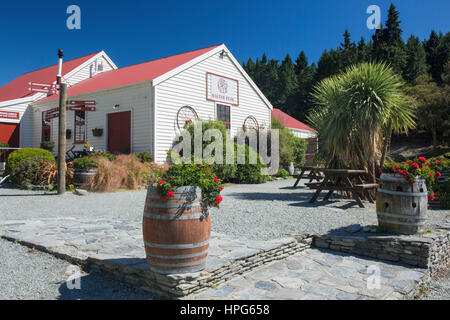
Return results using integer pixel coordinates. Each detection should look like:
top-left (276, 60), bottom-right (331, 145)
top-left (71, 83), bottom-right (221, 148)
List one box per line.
top-left (293, 167), bottom-right (323, 187)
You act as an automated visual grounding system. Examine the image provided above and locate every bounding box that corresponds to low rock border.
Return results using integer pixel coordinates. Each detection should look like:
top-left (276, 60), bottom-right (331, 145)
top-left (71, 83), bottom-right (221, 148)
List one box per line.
top-left (1, 234), bottom-right (313, 299)
top-left (312, 228), bottom-right (449, 298)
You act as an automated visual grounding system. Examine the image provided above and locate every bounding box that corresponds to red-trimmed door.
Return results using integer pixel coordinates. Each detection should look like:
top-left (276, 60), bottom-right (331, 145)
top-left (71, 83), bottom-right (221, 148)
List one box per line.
top-left (0, 122), bottom-right (20, 147)
top-left (107, 111), bottom-right (131, 154)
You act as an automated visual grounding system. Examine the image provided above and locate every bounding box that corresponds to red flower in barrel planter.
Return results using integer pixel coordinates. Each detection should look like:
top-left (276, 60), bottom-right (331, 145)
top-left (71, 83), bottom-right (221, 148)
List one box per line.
top-left (418, 157), bottom-right (427, 164)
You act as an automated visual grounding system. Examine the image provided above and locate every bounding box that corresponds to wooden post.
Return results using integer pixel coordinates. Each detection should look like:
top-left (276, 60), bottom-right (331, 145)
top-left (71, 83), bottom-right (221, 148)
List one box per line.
top-left (57, 83), bottom-right (67, 194)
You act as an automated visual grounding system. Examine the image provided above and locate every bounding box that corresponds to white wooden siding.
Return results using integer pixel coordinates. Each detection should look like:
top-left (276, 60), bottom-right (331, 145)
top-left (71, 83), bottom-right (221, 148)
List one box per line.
top-left (31, 82), bottom-right (153, 155)
top-left (154, 51), bottom-right (272, 162)
top-left (64, 56), bottom-right (115, 87)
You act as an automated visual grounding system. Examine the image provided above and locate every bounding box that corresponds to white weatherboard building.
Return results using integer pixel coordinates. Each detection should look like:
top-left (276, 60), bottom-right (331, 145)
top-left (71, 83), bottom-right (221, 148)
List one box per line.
top-left (0, 44), bottom-right (274, 163)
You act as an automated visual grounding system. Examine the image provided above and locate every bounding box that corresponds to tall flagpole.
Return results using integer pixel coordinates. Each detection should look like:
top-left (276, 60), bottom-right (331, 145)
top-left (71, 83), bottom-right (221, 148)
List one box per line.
top-left (57, 49), bottom-right (67, 195)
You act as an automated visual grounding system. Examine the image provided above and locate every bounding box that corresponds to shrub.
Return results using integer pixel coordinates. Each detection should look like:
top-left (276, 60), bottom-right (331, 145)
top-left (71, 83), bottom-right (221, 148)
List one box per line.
top-left (9, 157), bottom-right (48, 188)
top-left (159, 163), bottom-right (224, 208)
top-left (277, 168), bottom-right (291, 179)
top-left (212, 163), bottom-right (237, 182)
top-left (35, 161), bottom-right (74, 187)
top-left (5, 148), bottom-right (55, 175)
top-left (88, 154), bottom-right (162, 192)
top-left (234, 143), bottom-right (269, 184)
top-left (87, 150), bottom-right (116, 161)
top-left (74, 156), bottom-right (98, 169)
top-left (271, 117), bottom-right (307, 167)
top-left (292, 138), bottom-right (307, 167)
top-left (40, 140), bottom-right (55, 152)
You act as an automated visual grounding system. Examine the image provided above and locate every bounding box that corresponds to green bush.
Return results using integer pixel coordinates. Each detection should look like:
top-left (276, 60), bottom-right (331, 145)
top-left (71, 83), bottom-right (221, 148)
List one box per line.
top-left (171, 120), bottom-right (269, 184)
top-left (87, 150), bottom-right (116, 161)
top-left (292, 138), bottom-right (307, 167)
top-left (160, 162), bottom-right (224, 208)
top-left (212, 163), bottom-right (237, 182)
top-left (40, 140), bottom-right (55, 152)
top-left (271, 117), bottom-right (307, 167)
top-left (9, 157), bottom-right (49, 188)
top-left (5, 148), bottom-right (55, 175)
top-left (74, 156), bottom-right (98, 169)
top-left (276, 168), bottom-right (291, 179)
top-left (234, 143), bottom-right (269, 184)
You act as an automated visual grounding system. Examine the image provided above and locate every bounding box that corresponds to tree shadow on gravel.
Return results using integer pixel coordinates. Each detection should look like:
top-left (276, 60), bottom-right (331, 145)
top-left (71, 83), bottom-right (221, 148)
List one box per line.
top-left (228, 192), bottom-right (313, 202)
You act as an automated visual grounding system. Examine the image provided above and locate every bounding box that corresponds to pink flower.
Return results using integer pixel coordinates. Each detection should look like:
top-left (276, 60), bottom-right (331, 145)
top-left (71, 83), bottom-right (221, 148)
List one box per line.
top-left (214, 176), bottom-right (218, 183)
top-left (428, 195), bottom-right (435, 202)
top-left (157, 180), bottom-right (165, 185)
top-left (436, 171), bottom-right (442, 178)
top-left (411, 163), bottom-right (419, 170)
top-left (418, 157), bottom-right (427, 164)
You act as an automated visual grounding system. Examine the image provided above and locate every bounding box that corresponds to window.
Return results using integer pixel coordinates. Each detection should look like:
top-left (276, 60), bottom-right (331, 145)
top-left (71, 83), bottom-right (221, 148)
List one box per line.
top-left (74, 111), bottom-right (86, 144)
top-left (216, 104), bottom-right (230, 129)
top-left (41, 114), bottom-right (51, 142)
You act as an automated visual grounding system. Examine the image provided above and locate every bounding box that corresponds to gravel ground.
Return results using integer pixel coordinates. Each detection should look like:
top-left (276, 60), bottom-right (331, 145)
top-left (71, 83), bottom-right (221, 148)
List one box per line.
top-left (0, 238), bottom-right (158, 300)
top-left (1, 179), bottom-right (448, 240)
top-left (419, 269), bottom-right (450, 300)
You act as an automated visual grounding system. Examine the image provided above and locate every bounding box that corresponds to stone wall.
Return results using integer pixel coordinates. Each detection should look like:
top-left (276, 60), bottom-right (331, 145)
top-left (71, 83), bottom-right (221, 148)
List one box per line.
top-left (313, 230), bottom-right (449, 278)
top-left (87, 235), bottom-right (314, 299)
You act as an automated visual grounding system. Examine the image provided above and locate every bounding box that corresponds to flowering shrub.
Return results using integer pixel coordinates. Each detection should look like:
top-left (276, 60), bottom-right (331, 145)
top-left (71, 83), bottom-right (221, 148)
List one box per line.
top-left (87, 150), bottom-right (116, 162)
top-left (73, 156), bottom-right (98, 169)
top-left (381, 156), bottom-right (449, 200)
top-left (134, 151), bottom-right (154, 164)
top-left (154, 163), bottom-right (224, 209)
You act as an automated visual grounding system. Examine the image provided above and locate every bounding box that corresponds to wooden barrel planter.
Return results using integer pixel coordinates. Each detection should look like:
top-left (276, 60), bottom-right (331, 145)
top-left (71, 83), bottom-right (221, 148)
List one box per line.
top-left (376, 173), bottom-right (428, 234)
top-left (73, 168), bottom-right (97, 189)
top-left (143, 186), bottom-right (211, 274)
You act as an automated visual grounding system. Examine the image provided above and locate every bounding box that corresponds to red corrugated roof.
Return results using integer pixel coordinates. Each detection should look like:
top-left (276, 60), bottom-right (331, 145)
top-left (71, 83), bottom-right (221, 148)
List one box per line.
top-left (0, 52), bottom-right (100, 103)
top-left (272, 108), bottom-right (316, 132)
top-left (37, 44), bottom-right (222, 103)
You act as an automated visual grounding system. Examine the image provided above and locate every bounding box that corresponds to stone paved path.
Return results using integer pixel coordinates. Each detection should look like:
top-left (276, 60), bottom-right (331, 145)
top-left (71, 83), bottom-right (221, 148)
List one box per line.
top-left (0, 217), bottom-right (429, 300)
top-left (0, 217), bottom-right (299, 269)
top-left (188, 248), bottom-right (427, 300)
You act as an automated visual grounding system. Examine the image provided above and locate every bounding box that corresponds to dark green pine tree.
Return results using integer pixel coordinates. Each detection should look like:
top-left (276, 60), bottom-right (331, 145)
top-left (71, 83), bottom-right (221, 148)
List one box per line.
top-left (277, 54), bottom-right (299, 114)
top-left (424, 30), bottom-right (450, 84)
top-left (293, 51), bottom-right (316, 120)
top-left (371, 3), bottom-right (407, 75)
top-left (315, 49), bottom-right (342, 82)
top-left (403, 35), bottom-right (427, 84)
top-left (295, 51), bottom-right (308, 75)
top-left (356, 37), bottom-right (371, 63)
top-left (340, 29), bottom-right (358, 68)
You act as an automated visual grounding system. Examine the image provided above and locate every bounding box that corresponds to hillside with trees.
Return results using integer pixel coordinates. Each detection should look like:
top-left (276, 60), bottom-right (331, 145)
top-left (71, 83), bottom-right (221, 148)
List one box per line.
top-left (243, 3), bottom-right (449, 149)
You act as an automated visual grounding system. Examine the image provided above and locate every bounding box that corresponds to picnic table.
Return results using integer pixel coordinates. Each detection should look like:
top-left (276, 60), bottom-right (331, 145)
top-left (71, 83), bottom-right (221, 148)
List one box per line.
top-left (305, 169), bottom-right (379, 208)
top-left (293, 166), bottom-right (324, 187)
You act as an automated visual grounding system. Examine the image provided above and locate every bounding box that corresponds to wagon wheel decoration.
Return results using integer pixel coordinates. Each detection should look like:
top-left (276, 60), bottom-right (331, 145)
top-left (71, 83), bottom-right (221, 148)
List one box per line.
top-left (177, 106), bottom-right (199, 129)
top-left (243, 115), bottom-right (259, 131)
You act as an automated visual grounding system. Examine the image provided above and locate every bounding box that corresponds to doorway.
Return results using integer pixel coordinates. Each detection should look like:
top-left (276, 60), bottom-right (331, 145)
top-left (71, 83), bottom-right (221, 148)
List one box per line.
top-left (107, 111), bottom-right (131, 154)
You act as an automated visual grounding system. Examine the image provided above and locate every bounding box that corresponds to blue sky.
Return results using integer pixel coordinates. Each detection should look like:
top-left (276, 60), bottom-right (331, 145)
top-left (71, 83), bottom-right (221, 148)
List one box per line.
top-left (0, 0), bottom-right (448, 87)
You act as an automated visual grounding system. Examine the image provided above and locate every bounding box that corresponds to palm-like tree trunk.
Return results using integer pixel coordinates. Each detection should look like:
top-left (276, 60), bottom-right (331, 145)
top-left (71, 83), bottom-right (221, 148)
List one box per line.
top-left (380, 122), bottom-right (392, 169)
